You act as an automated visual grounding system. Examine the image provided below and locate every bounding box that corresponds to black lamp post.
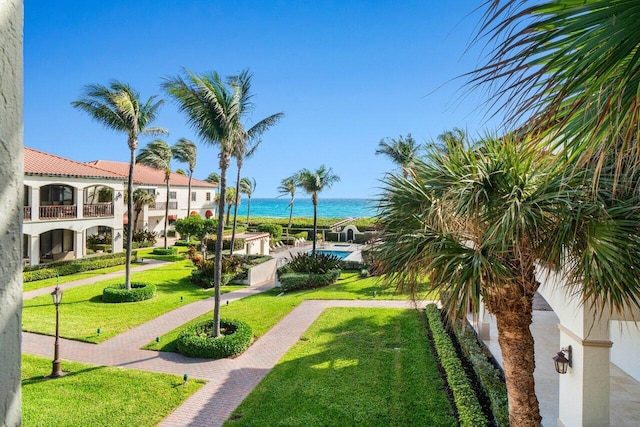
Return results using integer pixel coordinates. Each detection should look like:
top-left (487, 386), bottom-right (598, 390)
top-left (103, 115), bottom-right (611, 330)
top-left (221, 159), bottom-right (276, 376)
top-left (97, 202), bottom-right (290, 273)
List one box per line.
top-left (49, 285), bottom-right (64, 378)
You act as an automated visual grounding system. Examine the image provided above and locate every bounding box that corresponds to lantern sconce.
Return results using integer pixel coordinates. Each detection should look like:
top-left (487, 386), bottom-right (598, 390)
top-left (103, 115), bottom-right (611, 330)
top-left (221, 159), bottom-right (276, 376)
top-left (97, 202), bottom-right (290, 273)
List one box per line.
top-left (553, 345), bottom-right (572, 374)
top-left (115, 191), bottom-right (123, 200)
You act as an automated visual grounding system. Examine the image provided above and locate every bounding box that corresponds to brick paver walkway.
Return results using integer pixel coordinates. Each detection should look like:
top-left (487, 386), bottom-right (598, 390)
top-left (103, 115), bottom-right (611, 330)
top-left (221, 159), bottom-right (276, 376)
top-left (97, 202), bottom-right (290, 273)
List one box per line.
top-left (22, 260), bottom-right (431, 426)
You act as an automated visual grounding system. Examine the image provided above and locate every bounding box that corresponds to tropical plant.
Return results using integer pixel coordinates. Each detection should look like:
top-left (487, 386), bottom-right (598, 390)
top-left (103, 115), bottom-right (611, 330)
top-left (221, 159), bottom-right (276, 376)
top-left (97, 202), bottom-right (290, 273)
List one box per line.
top-left (163, 69), bottom-right (280, 337)
top-left (130, 189), bottom-right (156, 231)
top-left (205, 172), bottom-right (220, 185)
top-left (295, 166), bottom-right (340, 254)
top-left (240, 177), bottom-right (256, 225)
top-left (375, 133), bottom-right (419, 178)
top-left (175, 168), bottom-right (186, 175)
top-left (278, 176), bottom-right (296, 228)
top-left (173, 138), bottom-right (197, 217)
top-left (472, 0), bottom-right (640, 183)
top-left (375, 132), bottom-right (640, 426)
top-left (72, 81), bottom-right (166, 290)
top-left (224, 187), bottom-right (237, 227)
top-left (136, 139), bottom-right (173, 249)
top-left (174, 214), bottom-right (217, 259)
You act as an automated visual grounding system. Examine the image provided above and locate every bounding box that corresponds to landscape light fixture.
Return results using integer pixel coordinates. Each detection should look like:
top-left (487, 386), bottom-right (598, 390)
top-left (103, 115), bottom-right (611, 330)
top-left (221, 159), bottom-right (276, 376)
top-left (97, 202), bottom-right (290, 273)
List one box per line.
top-left (49, 285), bottom-right (65, 378)
top-left (553, 345), bottom-right (572, 374)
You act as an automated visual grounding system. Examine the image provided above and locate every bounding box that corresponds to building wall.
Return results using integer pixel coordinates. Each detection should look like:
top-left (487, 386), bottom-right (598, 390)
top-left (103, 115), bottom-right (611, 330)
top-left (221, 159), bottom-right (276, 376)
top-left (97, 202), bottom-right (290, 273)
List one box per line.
top-left (610, 321), bottom-right (640, 381)
top-left (0, 0), bottom-right (23, 424)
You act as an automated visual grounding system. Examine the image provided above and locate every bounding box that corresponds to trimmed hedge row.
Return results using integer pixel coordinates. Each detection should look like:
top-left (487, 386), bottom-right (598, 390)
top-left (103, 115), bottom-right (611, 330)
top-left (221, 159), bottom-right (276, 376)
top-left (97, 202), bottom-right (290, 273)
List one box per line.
top-left (338, 260), bottom-right (364, 270)
top-left (454, 323), bottom-right (509, 426)
top-left (278, 270), bottom-right (341, 292)
top-left (152, 247), bottom-right (178, 255)
top-left (23, 252), bottom-right (138, 282)
top-left (425, 304), bottom-right (488, 427)
top-left (176, 318), bottom-right (253, 358)
top-left (102, 282), bottom-right (156, 303)
top-left (24, 251), bottom-right (134, 272)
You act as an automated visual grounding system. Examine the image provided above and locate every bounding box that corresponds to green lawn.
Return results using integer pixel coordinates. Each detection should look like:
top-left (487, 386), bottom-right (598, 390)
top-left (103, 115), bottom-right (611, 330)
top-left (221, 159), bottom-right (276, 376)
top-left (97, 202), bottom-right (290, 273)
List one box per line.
top-left (22, 260), bottom-right (244, 343)
top-left (24, 263), bottom-right (134, 292)
top-left (22, 354), bottom-right (204, 426)
top-left (225, 308), bottom-right (456, 426)
top-left (144, 272), bottom-right (435, 352)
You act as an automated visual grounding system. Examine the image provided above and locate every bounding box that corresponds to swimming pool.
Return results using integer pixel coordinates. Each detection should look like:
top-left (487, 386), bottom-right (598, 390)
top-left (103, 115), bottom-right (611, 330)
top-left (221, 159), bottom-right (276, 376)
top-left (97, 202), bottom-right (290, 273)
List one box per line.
top-left (310, 249), bottom-right (352, 259)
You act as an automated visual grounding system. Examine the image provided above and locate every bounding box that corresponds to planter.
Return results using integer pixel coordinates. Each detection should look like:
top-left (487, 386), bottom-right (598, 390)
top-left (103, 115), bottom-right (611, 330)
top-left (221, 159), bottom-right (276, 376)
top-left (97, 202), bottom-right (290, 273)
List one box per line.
top-left (102, 282), bottom-right (156, 303)
top-left (176, 318), bottom-right (253, 359)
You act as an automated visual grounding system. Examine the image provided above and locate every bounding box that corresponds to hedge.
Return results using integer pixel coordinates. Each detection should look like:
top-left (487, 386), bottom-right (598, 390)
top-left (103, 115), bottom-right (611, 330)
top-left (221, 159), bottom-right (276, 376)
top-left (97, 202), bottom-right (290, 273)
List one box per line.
top-left (257, 223), bottom-right (283, 238)
top-left (176, 318), bottom-right (253, 358)
top-left (24, 251), bottom-right (135, 272)
top-left (102, 282), bottom-right (156, 303)
top-left (23, 251), bottom-right (138, 282)
top-left (278, 270), bottom-right (341, 292)
top-left (151, 247), bottom-right (178, 255)
top-left (175, 240), bottom-right (200, 247)
top-left (190, 271), bottom-right (235, 289)
top-left (454, 323), bottom-right (509, 426)
top-left (338, 260), bottom-right (364, 270)
top-left (425, 304), bottom-right (488, 427)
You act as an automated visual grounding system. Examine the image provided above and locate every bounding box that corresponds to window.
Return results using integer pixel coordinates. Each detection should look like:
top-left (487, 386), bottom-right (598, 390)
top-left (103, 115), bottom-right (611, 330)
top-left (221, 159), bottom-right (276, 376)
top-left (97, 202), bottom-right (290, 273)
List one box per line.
top-left (191, 192), bottom-right (196, 202)
top-left (169, 191), bottom-right (177, 200)
top-left (206, 192), bottom-right (211, 201)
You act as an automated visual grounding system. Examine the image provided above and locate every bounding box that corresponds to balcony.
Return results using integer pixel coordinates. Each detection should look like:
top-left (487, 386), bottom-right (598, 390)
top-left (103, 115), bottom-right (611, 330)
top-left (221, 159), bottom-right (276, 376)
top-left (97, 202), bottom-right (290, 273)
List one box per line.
top-left (84, 202), bottom-right (114, 217)
top-left (23, 206), bottom-right (31, 221)
top-left (40, 205), bottom-right (77, 220)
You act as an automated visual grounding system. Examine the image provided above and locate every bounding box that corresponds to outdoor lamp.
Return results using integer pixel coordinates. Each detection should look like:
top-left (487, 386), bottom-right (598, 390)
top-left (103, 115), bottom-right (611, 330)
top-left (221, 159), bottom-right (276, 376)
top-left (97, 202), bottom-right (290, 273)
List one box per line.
top-left (49, 285), bottom-right (64, 378)
top-left (553, 345), bottom-right (572, 374)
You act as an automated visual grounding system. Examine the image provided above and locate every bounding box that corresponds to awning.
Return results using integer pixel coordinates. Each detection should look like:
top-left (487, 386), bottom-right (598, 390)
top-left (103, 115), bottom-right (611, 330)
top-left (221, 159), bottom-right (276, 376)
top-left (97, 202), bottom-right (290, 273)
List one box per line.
top-left (190, 210), bottom-right (198, 216)
top-left (168, 215), bottom-right (177, 221)
top-left (205, 210), bottom-right (213, 218)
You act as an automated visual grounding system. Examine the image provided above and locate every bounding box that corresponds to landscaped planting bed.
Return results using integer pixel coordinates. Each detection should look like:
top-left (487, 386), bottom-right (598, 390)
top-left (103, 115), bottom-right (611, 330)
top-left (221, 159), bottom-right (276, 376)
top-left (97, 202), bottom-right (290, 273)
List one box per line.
top-left (102, 282), bottom-right (156, 303)
top-left (176, 318), bottom-right (253, 358)
top-left (224, 308), bottom-right (456, 426)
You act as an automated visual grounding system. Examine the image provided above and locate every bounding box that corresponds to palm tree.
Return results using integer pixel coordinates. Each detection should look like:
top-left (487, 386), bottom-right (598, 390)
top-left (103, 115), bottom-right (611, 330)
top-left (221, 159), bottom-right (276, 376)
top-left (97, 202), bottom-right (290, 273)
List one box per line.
top-left (224, 187), bottom-right (237, 227)
top-left (295, 166), bottom-right (340, 255)
top-left (277, 176), bottom-right (296, 228)
top-left (136, 139), bottom-right (173, 249)
top-left (173, 138), bottom-right (197, 217)
top-left (205, 172), bottom-right (220, 185)
top-left (131, 189), bottom-right (156, 232)
top-left (163, 69), bottom-right (263, 337)
top-left (375, 133), bottom-right (419, 178)
top-left (472, 1), bottom-right (640, 183)
top-left (72, 81), bottom-right (166, 290)
top-left (375, 133), bottom-right (640, 426)
top-left (240, 177), bottom-right (256, 225)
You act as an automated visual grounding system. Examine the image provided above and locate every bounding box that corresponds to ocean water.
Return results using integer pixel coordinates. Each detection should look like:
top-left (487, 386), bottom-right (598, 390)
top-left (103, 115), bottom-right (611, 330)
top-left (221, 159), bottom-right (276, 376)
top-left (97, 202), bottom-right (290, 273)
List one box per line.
top-left (234, 198), bottom-right (377, 219)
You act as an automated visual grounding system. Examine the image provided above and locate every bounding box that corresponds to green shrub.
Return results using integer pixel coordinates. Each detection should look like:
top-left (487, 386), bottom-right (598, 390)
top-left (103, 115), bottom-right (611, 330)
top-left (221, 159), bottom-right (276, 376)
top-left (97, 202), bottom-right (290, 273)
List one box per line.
top-left (454, 323), bottom-right (509, 426)
top-left (425, 305), bottom-right (488, 427)
top-left (338, 260), bottom-right (364, 270)
top-left (257, 223), bottom-right (283, 238)
top-left (278, 270), bottom-right (341, 292)
top-left (294, 231), bottom-right (308, 240)
top-left (176, 318), bottom-right (253, 358)
top-left (151, 247), bottom-right (178, 255)
top-left (102, 282), bottom-right (156, 303)
top-left (175, 239), bottom-right (200, 247)
top-left (202, 237), bottom-right (245, 252)
top-left (279, 252), bottom-right (342, 275)
top-left (23, 252), bottom-right (138, 282)
top-left (190, 255), bottom-right (242, 289)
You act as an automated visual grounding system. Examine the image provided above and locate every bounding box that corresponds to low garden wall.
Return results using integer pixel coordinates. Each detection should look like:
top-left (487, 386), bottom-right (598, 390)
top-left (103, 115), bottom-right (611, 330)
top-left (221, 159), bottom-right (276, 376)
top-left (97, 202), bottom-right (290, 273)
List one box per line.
top-left (236, 258), bottom-right (278, 286)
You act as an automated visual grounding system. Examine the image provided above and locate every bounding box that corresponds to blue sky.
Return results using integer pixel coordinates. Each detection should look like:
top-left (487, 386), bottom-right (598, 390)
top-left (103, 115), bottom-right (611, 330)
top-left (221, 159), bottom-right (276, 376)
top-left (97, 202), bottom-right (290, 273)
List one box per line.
top-left (25, 1), bottom-right (500, 198)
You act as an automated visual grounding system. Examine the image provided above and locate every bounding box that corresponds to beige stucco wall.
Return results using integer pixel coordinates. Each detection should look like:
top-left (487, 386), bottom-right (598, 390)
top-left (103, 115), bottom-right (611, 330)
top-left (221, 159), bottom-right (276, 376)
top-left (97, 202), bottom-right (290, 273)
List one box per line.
top-left (0, 0), bottom-right (23, 425)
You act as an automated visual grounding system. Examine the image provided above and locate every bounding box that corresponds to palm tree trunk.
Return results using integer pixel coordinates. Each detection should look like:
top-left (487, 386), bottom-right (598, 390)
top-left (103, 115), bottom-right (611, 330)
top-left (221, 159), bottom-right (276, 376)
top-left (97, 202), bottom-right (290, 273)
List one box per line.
top-left (312, 194), bottom-right (318, 255)
top-left (125, 145), bottom-right (135, 291)
top-left (163, 179), bottom-right (169, 249)
top-left (212, 156), bottom-right (228, 338)
top-left (491, 285), bottom-right (541, 427)
top-left (289, 197), bottom-right (294, 228)
top-left (246, 195), bottom-right (251, 225)
top-left (186, 173), bottom-right (192, 241)
top-left (230, 164), bottom-right (242, 255)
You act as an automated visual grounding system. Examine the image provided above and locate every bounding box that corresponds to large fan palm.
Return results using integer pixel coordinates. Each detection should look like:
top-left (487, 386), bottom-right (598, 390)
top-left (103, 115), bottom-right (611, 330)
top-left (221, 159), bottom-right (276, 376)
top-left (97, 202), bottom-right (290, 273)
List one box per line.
top-left (240, 177), bottom-right (256, 225)
top-left (72, 81), bottom-right (166, 290)
top-left (472, 0), bottom-right (640, 182)
top-left (278, 176), bottom-right (297, 228)
top-left (295, 166), bottom-right (340, 254)
top-left (173, 138), bottom-right (197, 217)
top-left (137, 139), bottom-right (173, 249)
top-left (163, 69), bottom-right (253, 336)
top-left (376, 133), bottom-right (640, 426)
top-left (375, 133), bottom-right (419, 178)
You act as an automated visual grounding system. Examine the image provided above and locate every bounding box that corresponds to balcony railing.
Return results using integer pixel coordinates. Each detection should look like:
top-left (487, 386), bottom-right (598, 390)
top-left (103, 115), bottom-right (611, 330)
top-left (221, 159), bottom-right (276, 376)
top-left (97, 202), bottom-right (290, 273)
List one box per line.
top-left (152, 201), bottom-right (178, 210)
top-left (84, 202), bottom-right (114, 217)
top-left (23, 206), bottom-right (31, 221)
top-left (40, 205), bottom-right (77, 219)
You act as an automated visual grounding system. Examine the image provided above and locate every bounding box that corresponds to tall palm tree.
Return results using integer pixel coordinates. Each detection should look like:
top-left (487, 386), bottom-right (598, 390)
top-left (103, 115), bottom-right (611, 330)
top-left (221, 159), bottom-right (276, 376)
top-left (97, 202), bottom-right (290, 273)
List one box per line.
top-left (228, 71), bottom-right (284, 255)
top-left (240, 177), bottom-right (256, 225)
top-left (163, 69), bottom-right (255, 337)
top-left (137, 139), bottom-right (173, 249)
top-left (131, 189), bottom-right (156, 231)
top-left (224, 187), bottom-right (237, 227)
top-left (72, 81), bottom-right (166, 290)
top-left (295, 166), bottom-right (340, 255)
top-left (277, 176), bottom-right (296, 228)
top-left (375, 133), bottom-right (419, 178)
top-left (173, 138), bottom-right (197, 217)
top-left (472, 1), bottom-right (640, 183)
top-left (205, 172), bottom-right (220, 185)
top-left (376, 133), bottom-right (640, 426)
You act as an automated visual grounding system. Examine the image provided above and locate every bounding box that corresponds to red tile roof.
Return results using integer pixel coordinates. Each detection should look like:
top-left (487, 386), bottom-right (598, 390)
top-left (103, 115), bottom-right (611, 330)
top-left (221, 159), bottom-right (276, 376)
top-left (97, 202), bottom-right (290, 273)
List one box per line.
top-left (89, 160), bottom-right (216, 188)
top-left (24, 147), bottom-right (125, 180)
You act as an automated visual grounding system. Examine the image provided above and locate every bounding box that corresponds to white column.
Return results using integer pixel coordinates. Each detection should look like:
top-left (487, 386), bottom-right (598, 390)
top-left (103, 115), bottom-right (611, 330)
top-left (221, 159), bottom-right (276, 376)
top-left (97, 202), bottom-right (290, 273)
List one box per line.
top-left (112, 227), bottom-right (124, 253)
top-left (74, 230), bottom-right (84, 260)
top-left (29, 234), bottom-right (39, 266)
top-left (31, 185), bottom-right (39, 220)
top-left (76, 186), bottom-right (83, 219)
